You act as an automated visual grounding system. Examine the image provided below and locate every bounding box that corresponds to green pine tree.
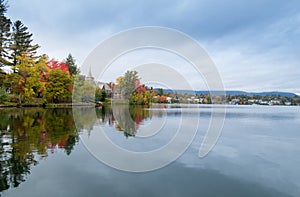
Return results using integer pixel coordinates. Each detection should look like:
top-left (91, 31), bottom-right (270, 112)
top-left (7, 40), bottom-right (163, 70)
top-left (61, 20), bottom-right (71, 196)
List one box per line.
top-left (9, 20), bottom-right (39, 67)
top-left (0, 0), bottom-right (11, 67)
top-left (65, 53), bottom-right (79, 76)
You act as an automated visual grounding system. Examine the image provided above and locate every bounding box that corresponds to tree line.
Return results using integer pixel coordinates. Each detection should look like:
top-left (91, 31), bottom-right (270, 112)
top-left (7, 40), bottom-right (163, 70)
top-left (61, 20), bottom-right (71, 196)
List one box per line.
top-left (0, 0), bottom-right (80, 104)
top-left (115, 70), bottom-right (155, 107)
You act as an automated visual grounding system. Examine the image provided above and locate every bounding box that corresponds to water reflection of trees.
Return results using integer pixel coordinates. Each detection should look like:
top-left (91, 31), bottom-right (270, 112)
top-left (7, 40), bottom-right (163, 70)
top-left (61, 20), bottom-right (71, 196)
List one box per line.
top-left (0, 108), bottom-right (78, 192)
top-left (74, 105), bottom-right (151, 138)
top-left (0, 106), bottom-right (151, 192)
top-left (114, 105), bottom-right (150, 137)
top-left (76, 105), bottom-right (151, 137)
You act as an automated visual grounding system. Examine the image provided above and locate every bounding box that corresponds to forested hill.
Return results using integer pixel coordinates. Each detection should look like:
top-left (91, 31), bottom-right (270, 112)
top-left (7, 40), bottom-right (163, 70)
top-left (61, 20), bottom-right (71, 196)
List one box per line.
top-left (155, 89), bottom-right (297, 98)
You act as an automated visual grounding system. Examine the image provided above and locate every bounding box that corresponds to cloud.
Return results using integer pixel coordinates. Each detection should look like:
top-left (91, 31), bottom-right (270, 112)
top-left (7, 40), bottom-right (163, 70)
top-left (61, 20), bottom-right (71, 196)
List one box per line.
top-left (203, 11), bottom-right (300, 93)
top-left (6, 0), bottom-right (300, 93)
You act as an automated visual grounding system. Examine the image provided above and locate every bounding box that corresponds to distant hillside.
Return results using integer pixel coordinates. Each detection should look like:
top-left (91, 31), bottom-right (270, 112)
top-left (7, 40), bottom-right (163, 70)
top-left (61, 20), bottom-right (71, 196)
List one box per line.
top-left (247, 91), bottom-right (297, 98)
top-left (154, 89), bottom-right (297, 98)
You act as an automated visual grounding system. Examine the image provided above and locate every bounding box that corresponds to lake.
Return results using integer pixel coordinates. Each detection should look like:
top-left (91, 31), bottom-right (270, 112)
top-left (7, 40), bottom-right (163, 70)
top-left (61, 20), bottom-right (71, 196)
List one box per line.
top-left (0, 105), bottom-right (299, 197)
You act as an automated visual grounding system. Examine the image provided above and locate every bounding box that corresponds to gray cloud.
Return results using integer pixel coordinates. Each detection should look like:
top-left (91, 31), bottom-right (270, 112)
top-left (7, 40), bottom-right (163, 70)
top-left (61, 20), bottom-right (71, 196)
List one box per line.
top-left (7, 0), bottom-right (300, 93)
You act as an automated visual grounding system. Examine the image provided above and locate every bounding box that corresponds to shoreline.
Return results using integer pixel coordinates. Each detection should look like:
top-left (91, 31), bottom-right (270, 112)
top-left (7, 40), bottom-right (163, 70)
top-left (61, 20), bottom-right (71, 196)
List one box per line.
top-left (0, 103), bottom-right (97, 108)
top-left (0, 102), bottom-right (298, 109)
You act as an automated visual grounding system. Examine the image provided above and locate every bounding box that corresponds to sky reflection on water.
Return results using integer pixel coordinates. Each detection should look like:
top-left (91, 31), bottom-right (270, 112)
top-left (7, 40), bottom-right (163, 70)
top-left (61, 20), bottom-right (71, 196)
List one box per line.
top-left (1, 105), bottom-right (299, 196)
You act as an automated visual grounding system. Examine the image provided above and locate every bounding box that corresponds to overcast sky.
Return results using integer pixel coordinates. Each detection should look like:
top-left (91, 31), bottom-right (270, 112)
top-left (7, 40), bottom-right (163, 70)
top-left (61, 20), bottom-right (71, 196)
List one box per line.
top-left (7, 0), bottom-right (300, 93)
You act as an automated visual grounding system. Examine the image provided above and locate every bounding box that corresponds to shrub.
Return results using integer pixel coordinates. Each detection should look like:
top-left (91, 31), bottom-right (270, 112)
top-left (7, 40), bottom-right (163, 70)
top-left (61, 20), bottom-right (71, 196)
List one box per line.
top-left (0, 88), bottom-right (8, 104)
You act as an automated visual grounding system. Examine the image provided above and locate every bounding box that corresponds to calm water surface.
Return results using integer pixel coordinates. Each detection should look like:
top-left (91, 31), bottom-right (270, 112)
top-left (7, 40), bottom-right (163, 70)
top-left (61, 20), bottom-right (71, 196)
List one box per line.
top-left (0, 105), bottom-right (299, 197)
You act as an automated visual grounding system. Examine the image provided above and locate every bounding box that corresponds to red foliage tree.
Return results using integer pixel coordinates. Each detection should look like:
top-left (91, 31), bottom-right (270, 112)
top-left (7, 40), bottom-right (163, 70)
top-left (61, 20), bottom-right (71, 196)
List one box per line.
top-left (47, 59), bottom-right (70, 74)
top-left (135, 79), bottom-right (146, 93)
top-left (157, 95), bottom-right (167, 103)
top-left (47, 59), bottom-right (59, 69)
top-left (59, 62), bottom-right (69, 73)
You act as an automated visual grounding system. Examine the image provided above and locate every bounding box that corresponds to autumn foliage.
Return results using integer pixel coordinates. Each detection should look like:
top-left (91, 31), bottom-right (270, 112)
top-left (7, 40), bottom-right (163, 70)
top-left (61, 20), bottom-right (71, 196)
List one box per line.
top-left (3, 55), bottom-right (74, 104)
top-left (157, 95), bottom-right (167, 103)
top-left (135, 79), bottom-right (146, 94)
top-left (47, 59), bottom-right (70, 74)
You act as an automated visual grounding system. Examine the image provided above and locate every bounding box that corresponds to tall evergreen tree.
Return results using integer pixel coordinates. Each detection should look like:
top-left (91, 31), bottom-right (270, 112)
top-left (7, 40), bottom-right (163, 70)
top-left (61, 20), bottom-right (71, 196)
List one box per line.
top-left (65, 53), bottom-right (79, 76)
top-left (0, 0), bottom-right (11, 67)
top-left (9, 20), bottom-right (39, 67)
